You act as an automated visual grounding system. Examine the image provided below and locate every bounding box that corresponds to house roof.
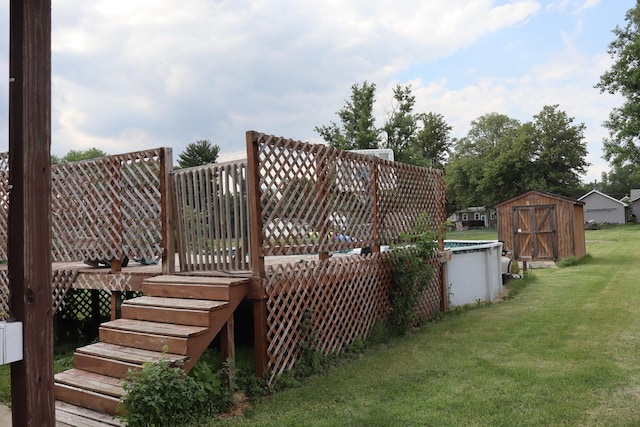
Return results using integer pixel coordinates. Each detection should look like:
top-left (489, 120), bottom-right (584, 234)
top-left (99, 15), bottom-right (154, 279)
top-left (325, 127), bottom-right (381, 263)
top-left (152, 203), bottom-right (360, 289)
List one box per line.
top-left (496, 189), bottom-right (584, 208)
top-left (578, 189), bottom-right (627, 207)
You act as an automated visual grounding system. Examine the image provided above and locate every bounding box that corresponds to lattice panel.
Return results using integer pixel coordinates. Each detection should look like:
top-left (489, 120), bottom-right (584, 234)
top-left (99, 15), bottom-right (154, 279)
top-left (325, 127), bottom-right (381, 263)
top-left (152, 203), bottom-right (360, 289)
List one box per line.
top-left (377, 161), bottom-right (446, 244)
top-left (52, 270), bottom-right (79, 312)
top-left (58, 289), bottom-right (112, 320)
top-left (173, 161), bottom-right (251, 272)
top-left (51, 149), bottom-right (165, 262)
top-left (0, 154), bottom-right (7, 262)
top-left (74, 273), bottom-right (134, 292)
top-left (0, 149), bottom-right (166, 264)
top-left (250, 133), bottom-right (446, 256)
top-left (120, 153), bottom-right (164, 260)
top-left (264, 255), bottom-right (389, 383)
top-left (263, 252), bottom-right (442, 384)
top-left (0, 271), bottom-right (7, 321)
top-left (0, 268), bottom-right (80, 320)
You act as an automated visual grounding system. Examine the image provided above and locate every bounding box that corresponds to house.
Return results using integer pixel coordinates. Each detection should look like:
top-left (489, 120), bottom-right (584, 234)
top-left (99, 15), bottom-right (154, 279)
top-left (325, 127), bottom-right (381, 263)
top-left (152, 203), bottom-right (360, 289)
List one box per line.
top-left (578, 189), bottom-right (629, 224)
top-left (497, 190), bottom-right (586, 262)
top-left (631, 189), bottom-right (640, 220)
top-left (447, 206), bottom-right (496, 230)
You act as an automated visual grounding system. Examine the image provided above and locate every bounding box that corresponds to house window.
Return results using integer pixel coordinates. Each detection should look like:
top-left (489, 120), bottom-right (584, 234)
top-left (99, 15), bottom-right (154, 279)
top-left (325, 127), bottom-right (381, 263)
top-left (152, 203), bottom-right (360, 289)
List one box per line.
top-left (474, 212), bottom-right (481, 220)
top-left (490, 211), bottom-right (496, 220)
top-left (462, 213), bottom-right (468, 221)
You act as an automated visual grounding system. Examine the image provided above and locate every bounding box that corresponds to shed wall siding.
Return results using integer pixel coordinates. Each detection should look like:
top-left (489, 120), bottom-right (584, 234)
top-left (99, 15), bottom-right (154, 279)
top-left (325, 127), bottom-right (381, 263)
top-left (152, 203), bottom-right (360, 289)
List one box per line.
top-left (497, 191), bottom-right (585, 261)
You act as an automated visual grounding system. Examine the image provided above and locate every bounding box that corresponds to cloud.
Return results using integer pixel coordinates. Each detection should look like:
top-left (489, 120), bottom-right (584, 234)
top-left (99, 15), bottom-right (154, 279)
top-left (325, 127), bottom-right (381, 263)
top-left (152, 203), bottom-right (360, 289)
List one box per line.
top-left (0, 0), bottom-right (627, 185)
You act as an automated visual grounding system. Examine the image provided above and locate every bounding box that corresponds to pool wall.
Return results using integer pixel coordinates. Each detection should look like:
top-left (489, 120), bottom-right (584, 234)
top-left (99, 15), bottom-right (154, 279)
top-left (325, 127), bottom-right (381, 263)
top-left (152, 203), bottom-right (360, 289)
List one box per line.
top-left (444, 240), bottom-right (503, 307)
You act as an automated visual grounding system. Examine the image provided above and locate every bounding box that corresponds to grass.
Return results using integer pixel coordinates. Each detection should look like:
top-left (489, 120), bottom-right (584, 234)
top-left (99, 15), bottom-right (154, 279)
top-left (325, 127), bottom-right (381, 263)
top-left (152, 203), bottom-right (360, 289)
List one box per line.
top-left (212, 223), bottom-right (640, 426)
top-left (445, 227), bottom-right (498, 241)
top-left (2, 224), bottom-right (639, 425)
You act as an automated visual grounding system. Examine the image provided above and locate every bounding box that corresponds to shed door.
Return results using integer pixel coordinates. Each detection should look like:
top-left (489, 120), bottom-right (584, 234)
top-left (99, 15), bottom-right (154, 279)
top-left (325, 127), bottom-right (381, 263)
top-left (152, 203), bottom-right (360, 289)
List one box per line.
top-left (513, 205), bottom-right (557, 261)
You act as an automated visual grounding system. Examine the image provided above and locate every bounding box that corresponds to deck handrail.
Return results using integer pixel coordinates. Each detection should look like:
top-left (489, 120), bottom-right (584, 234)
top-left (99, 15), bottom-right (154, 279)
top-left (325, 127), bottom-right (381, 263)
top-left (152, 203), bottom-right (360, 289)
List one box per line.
top-left (245, 131), bottom-right (446, 278)
top-left (0, 148), bottom-right (172, 265)
top-left (172, 160), bottom-right (251, 272)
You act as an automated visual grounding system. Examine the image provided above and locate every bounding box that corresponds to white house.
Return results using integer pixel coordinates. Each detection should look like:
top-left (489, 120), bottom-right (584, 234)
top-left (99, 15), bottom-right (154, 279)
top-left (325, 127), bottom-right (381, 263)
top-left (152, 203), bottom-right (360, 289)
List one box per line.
top-left (631, 189), bottom-right (640, 220)
top-left (578, 189), bottom-right (629, 224)
top-left (447, 206), bottom-right (496, 229)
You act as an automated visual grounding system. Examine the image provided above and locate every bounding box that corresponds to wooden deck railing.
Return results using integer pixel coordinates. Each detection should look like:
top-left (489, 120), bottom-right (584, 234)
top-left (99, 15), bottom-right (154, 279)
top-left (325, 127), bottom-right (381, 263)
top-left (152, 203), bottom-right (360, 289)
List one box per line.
top-left (172, 160), bottom-right (251, 272)
top-left (0, 148), bottom-right (174, 319)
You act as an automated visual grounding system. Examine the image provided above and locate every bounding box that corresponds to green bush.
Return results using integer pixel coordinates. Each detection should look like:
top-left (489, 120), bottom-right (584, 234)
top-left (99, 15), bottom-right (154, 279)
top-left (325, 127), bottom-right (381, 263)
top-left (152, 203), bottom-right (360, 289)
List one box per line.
top-left (388, 214), bottom-right (439, 335)
top-left (119, 358), bottom-right (208, 427)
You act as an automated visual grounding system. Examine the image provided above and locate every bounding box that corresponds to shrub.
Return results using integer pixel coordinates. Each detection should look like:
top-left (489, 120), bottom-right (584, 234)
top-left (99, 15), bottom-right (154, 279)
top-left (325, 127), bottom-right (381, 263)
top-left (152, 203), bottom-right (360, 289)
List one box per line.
top-left (119, 358), bottom-right (208, 427)
top-left (388, 214), bottom-right (439, 335)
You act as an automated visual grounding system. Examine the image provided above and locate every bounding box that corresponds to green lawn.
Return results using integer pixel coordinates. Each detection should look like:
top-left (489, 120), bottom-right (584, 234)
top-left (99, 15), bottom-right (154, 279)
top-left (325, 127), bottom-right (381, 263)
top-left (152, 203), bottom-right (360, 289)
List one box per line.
top-left (214, 224), bottom-right (640, 426)
top-left (445, 227), bottom-right (498, 241)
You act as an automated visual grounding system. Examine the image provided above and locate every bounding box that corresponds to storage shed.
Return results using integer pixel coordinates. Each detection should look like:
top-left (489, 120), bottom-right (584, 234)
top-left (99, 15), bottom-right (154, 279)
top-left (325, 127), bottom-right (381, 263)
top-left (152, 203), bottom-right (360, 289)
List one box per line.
top-left (497, 190), bottom-right (586, 262)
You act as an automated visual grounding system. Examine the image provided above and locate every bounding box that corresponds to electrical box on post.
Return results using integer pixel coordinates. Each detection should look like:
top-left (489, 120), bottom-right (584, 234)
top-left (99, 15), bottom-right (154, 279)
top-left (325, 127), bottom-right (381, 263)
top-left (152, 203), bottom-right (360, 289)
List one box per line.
top-left (0, 321), bottom-right (23, 364)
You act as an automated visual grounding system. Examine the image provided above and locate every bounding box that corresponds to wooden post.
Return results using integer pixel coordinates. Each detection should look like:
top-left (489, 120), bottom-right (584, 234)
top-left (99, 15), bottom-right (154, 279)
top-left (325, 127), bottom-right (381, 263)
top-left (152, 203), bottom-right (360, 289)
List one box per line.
top-left (316, 151), bottom-right (330, 261)
top-left (160, 147), bottom-right (175, 274)
top-left (252, 298), bottom-right (268, 378)
top-left (245, 131), bottom-right (268, 378)
top-left (8, 0), bottom-right (54, 426)
top-left (369, 160), bottom-right (380, 253)
top-left (110, 291), bottom-right (121, 321)
top-left (246, 131), bottom-right (265, 279)
top-left (220, 316), bottom-right (236, 388)
top-left (110, 156), bottom-right (123, 272)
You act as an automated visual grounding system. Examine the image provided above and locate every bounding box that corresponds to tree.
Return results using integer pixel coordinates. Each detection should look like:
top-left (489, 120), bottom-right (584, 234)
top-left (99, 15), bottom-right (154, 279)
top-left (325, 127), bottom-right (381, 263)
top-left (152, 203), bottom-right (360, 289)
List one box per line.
top-left (445, 107), bottom-right (588, 209)
top-left (596, 3), bottom-right (640, 167)
top-left (382, 84), bottom-right (418, 163)
top-left (52, 147), bottom-right (107, 164)
top-left (598, 163), bottom-right (640, 198)
top-left (410, 112), bottom-right (453, 169)
top-left (445, 113), bottom-right (525, 208)
top-left (177, 139), bottom-right (220, 168)
top-left (529, 105), bottom-right (588, 195)
top-left (317, 82), bottom-right (454, 170)
top-left (315, 81), bottom-right (380, 150)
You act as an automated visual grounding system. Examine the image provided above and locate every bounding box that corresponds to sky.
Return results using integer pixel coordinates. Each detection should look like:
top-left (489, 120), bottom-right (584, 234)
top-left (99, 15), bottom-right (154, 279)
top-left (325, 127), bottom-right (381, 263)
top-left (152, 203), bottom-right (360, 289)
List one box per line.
top-left (0, 0), bottom-right (634, 183)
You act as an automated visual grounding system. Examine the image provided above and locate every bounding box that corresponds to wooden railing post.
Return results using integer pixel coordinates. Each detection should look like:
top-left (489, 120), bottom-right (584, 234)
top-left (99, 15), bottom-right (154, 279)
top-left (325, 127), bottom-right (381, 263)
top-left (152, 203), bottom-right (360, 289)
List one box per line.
top-left (246, 131), bottom-right (265, 280)
top-left (160, 147), bottom-right (175, 274)
top-left (316, 152), bottom-right (330, 261)
top-left (109, 155), bottom-right (123, 272)
top-left (370, 159), bottom-right (380, 253)
top-left (246, 131), bottom-right (268, 378)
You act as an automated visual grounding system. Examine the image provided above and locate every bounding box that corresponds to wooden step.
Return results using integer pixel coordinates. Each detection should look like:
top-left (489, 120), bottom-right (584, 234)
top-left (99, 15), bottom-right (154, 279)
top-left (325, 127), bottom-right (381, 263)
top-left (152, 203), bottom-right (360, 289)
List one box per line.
top-left (74, 342), bottom-right (187, 378)
top-left (54, 370), bottom-right (123, 416)
top-left (121, 296), bottom-right (227, 326)
top-left (145, 274), bottom-right (249, 286)
top-left (99, 319), bottom-right (208, 354)
top-left (56, 369), bottom-right (124, 398)
top-left (56, 401), bottom-right (123, 426)
top-left (142, 275), bottom-right (249, 301)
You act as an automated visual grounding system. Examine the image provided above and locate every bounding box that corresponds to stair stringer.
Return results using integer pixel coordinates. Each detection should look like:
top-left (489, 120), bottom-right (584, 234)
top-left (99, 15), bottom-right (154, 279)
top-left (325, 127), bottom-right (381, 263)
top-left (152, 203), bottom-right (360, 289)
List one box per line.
top-left (181, 282), bottom-right (248, 373)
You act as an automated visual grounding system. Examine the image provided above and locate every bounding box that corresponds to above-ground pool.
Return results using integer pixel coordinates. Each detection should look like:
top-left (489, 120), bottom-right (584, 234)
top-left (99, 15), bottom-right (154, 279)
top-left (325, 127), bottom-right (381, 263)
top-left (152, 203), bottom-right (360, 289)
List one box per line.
top-left (444, 240), bottom-right (503, 307)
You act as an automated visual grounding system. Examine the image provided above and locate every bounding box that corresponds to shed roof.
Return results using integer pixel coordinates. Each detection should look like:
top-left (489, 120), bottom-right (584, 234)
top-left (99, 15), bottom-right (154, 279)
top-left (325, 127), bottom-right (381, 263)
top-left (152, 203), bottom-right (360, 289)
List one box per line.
top-left (496, 189), bottom-right (584, 208)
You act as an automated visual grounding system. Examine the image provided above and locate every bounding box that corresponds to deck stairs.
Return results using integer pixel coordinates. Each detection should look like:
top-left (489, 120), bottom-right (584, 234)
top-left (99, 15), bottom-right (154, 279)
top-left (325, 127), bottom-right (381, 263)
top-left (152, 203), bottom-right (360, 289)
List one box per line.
top-left (53, 274), bottom-right (249, 425)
